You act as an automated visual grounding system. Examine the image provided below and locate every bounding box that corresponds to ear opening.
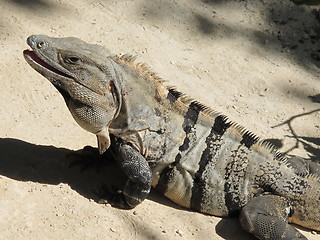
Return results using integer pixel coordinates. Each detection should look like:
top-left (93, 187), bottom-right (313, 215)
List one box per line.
top-left (110, 80), bottom-right (122, 120)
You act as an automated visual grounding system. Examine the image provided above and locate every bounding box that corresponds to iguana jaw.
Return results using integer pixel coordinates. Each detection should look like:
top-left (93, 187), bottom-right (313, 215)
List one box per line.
top-left (23, 49), bottom-right (77, 105)
top-left (23, 49), bottom-right (73, 88)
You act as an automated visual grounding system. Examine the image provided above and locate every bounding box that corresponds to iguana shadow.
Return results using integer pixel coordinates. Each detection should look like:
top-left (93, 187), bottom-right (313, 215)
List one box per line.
top-left (0, 138), bottom-right (198, 208)
top-left (0, 137), bottom-right (256, 239)
top-left (0, 138), bottom-right (198, 209)
top-left (0, 138), bottom-right (126, 201)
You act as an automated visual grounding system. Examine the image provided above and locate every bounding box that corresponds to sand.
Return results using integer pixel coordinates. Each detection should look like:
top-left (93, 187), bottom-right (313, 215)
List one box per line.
top-left (0, 0), bottom-right (319, 239)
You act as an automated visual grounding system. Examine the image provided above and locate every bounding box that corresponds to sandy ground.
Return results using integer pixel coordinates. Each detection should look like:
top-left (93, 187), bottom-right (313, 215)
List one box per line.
top-left (0, 0), bottom-right (319, 239)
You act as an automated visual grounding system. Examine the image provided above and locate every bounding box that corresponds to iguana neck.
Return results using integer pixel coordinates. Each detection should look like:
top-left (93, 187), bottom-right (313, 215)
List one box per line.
top-left (108, 55), bottom-right (217, 134)
top-left (109, 56), bottom-right (169, 134)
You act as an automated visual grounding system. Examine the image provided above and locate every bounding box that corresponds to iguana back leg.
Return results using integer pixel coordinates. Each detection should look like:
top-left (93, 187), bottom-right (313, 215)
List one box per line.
top-left (287, 156), bottom-right (320, 177)
top-left (239, 195), bottom-right (307, 240)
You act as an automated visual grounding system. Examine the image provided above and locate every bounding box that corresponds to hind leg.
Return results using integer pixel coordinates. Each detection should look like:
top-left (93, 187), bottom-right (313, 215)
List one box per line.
top-left (287, 156), bottom-right (320, 177)
top-left (239, 195), bottom-right (307, 240)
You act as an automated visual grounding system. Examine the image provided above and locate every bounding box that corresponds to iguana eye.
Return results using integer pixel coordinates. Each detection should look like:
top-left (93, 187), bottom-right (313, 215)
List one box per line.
top-left (66, 56), bottom-right (81, 64)
top-left (37, 42), bottom-right (45, 48)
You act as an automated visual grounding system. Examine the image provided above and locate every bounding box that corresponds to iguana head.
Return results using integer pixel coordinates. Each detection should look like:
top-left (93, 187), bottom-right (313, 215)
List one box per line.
top-left (23, 35), bottom-right (121, 153)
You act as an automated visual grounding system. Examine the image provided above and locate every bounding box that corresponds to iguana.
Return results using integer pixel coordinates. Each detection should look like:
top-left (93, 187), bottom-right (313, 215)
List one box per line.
top-left (23, 35), bottom-right (320, 240)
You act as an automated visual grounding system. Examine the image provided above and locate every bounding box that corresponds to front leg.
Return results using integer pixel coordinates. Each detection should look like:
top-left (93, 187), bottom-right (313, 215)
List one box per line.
top-left (100, 138), bottom-right (152, 209)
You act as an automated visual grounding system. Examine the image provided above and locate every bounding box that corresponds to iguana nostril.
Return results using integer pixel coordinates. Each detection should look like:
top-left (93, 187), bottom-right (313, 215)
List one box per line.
top-left (37, 42), bottom-right (45, 48)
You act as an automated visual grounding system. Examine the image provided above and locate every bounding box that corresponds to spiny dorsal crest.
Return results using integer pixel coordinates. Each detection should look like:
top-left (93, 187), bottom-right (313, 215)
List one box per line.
top-left (112, 54), bottom-right (166, 85)
top-left (111, 53), bottom-right (294, 165)
top-left (112, 54), bottom-right (221, 118)
top-left (306, 173), bottom-right (320, 182)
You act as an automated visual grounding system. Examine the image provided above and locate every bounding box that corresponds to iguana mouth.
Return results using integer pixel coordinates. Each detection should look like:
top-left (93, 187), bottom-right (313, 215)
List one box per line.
top-left (23, 49), bottom-right (73, 100)
top-left (23, 49), bottom-right (72, 79)
top-left (24, 48), bottom-right (104, 96)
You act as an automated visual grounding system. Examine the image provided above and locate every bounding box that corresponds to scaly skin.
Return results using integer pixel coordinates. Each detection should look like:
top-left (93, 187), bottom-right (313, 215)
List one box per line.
top-left (24, 35), bottom-right (320, 240)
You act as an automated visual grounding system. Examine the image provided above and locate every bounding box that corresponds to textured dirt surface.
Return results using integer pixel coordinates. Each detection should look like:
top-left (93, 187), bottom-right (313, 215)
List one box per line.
top-left (0, 0), bottom-right (319, 239)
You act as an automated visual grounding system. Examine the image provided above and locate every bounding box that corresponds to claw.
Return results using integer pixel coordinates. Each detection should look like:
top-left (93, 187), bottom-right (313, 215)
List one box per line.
top-left (95, 185), bottom-right (131, 209)
top-left (67, 145), bottom-right (113, 172)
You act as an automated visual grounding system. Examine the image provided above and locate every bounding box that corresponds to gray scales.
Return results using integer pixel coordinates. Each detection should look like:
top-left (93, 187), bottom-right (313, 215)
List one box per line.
top-left (23, 35), bottom-right (320, 240)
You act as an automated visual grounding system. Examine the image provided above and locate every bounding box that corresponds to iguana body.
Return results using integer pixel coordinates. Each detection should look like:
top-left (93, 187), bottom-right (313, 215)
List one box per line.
top-left (23, 35), bottom-right (320, 240)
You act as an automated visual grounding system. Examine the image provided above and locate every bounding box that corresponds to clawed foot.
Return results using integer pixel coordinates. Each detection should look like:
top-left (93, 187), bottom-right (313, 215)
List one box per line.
top-left (67, 145), bottom-right (114, 172)
top-left (96, 185), bottom-right (132, 209)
